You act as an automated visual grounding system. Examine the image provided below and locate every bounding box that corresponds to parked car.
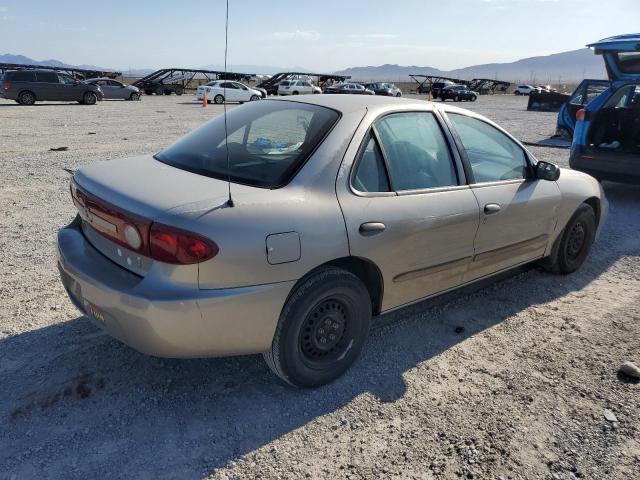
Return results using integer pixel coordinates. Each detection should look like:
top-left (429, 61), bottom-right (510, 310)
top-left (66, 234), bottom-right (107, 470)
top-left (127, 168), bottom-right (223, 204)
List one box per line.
top-left (0, 69), bottom-right (103, 105)
top-left (514, 85), bottom-right (538, 95)
top-left (362, 83), bottom-right (402, 97)
top-left (84, 78), bottom-right (140, 101)
top-left (58, 95), bottom-right (607, 388)
top-left (439, 85), bottom-right (477, 102)
top-left (323, 83), bottom-right (374, 95)
top-left (195, 81), bottom-right (263, 104)
top-left (277, 80), bottom-right (321, 95)
top-left (569, 34), bottom-right (640, 184)
top-left (430, 81), bottom-right (456, 98)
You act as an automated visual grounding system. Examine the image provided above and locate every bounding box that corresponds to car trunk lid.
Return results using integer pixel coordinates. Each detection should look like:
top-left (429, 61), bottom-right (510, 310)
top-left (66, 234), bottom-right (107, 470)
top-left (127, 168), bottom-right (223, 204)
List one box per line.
top-left (588, 34), bottom-right (640, 81)
top-left (72, 155), bottom-right (232, 275)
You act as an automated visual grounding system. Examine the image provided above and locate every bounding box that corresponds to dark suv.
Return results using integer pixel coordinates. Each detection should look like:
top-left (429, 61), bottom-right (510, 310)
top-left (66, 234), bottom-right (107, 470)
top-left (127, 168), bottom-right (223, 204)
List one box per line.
top-left (1, 70), bottom-right (104, 105)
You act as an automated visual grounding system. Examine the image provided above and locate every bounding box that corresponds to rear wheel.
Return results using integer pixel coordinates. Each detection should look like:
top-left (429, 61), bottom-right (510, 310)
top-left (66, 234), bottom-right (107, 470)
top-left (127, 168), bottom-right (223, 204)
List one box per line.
top-left (144, 90), bottom-right (153, 96)
top-left (83, 91), bottom-right (98, 105)
top-left (396, 92), bottom-right (402, 97)
top-left (455, 95), bottom-right (460, 102)
top-left (214, 94), bottom-right (224, 104)
top-left (18, 91), bottom-right (36, 105)
top-left (164, 90), bottom-right (172, 96)
top-left (174, 87), bottom-right (184, 96)
top-left (155, 87), bottom-right (164, 96)
top-left (292, 91), bottom-right (299, 95)
top-left (545, 204), bottom-right (596, 274)
top-left (263, 267), bottom-right (372, 388)
top-left (515, 91), bottom-right (521, 96)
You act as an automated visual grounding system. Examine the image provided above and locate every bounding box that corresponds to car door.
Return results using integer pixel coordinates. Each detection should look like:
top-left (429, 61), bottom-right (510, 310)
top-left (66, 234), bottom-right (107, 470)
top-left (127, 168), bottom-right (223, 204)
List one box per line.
top-left (101, 80), bottom-right (123, 99)
top-left (559, 80), bottom-right (611, 134)
top-left (34, 71), bottom-right (62, 100)
top-left (233, 82), bottom-right (252, 101)
top-left (57, 73), bottom-right (82, 100)
top-left (337, 110), bottom-right (480, 311)
top-left (220, 82), bottom-right (239, 101)
top-left (445, 112), bottom-right (562, 281)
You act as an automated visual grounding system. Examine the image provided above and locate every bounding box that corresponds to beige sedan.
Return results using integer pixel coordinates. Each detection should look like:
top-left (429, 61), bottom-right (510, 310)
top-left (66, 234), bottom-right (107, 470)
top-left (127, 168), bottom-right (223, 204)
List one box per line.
top-left (57, 95), bottom-right (607, 387)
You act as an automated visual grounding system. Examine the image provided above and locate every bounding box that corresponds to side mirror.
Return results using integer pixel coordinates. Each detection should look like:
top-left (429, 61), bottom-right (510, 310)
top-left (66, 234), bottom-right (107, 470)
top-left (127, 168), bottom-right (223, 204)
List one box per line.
top-left (536, 161), bottom-right (560, 181)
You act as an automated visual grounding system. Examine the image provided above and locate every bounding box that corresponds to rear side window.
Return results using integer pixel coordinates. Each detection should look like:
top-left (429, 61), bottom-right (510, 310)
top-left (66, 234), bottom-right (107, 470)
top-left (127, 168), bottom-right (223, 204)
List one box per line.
top-left (375, 112), bottom-right (458, 190)
top-left (36, 72), bottom-right (60, 83)
top-left (353, 133), bottom-right (390, 192)
top-left (448, 113), bottom-right (528, 183)
top-left (155, 100), bottom-right (339, 188)
top-left (11, 71), bottom-right (36, 82)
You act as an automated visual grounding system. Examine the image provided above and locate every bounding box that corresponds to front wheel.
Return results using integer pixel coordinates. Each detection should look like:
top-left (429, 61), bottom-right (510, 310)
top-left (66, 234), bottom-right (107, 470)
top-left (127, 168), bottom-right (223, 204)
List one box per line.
top-left (129, 92), bottom-right (140, 101)
top-left (395, 92), bottom-right (402, 97)
top-left (213, 94), bottom-right (224, 104)
top-left (174, 88), bottom-right (183, 96)
top-left (250, 94), bottom-right (260, 101)
top-left (545, 204), bottom-right (596, 274)
top-left (263, 267), bottom-right (372, 388)
top-left (83, 92), bottom-right (98, 105)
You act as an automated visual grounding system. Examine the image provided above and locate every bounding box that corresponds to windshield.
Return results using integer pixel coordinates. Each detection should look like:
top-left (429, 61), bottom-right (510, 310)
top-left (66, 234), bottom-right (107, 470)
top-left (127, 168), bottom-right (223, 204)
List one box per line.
top-left (155, 100), bottom-right (340, 188)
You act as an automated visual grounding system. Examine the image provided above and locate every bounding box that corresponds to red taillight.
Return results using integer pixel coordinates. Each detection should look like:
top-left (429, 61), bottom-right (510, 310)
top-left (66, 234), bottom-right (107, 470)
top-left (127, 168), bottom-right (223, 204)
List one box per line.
top-left (576, 108), bottom-right (586, 121)
top-left (149, 223), bottom-right (219, 264)
top-left (2, 82), bottom-right (10, 90)
top-left (70, 180), bottom-right (218, 265)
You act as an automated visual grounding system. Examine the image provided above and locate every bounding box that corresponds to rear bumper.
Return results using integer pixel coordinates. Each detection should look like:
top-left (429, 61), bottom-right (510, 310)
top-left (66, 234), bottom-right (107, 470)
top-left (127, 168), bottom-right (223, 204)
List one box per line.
top-left (570, 149), bottom-right (640, 184)
top-left (57, 218), bottom-right (294, 358)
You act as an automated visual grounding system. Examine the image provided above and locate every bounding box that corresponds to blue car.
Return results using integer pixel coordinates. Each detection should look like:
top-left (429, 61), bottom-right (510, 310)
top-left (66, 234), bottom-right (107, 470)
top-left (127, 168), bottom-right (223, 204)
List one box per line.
top-left (566, 34), bottom-right (640, 184)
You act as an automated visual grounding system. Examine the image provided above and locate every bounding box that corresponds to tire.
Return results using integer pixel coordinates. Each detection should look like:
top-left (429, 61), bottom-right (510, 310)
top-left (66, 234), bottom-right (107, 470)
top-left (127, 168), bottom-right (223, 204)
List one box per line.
top-left (515, 91), bottom-right (521, 96)
top-left (83, 92), bottom-right (97, 105)
top-left (545, 204), bottom-right (596, 274)
top-left (214, 94), bottom-right (224, 104)
top-left (292, 91), bottom-right (299, 95)
top-left (250, 94), bottom-right (260, 101)
top-left (129, 92), bottom-right (140, 101)
top-left (471, 95), bottom-right (477, 102)
top-left (455, 95), bottom-right (460, 102)
top-left (155, 87), bottom-right (164, 96)
top-left (174, 88), bottom-right (184, 96)
top-left (18, 91), bottom-right (36, 105)
top-left (164, 90), bottom-right (172, 96)
top-left (396, 92), bottom-right (402, 97)
top-left (144, 90), bottom-right (153, 96)
top-left (263, 267), bottom-right (372, 388)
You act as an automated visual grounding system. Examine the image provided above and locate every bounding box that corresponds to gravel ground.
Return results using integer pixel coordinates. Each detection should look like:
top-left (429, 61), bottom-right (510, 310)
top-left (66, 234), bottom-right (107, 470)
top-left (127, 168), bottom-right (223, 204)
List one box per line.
top-left (0, 94), bottom-right (638, 480)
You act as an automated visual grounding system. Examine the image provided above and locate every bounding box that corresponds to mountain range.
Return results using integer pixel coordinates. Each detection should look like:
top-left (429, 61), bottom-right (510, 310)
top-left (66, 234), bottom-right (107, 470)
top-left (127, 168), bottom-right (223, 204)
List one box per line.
top-left (334, 49), bottom-right (606, 82)
top-left (1, 48), bottom-right (607, 82)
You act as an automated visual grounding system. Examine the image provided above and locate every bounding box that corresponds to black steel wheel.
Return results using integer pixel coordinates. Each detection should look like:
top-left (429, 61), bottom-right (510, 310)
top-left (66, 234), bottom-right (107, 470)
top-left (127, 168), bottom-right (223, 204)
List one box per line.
top-left (18, 91), bottom-right (36, 105)
top-left (546, 203), bottom-right (596, 274)
top-left (263, 267), bottom-right (372, 388)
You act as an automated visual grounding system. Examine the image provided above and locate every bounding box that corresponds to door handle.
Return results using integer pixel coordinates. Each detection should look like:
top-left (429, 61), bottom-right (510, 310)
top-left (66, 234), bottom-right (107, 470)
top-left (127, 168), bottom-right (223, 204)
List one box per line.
top-left (359, 222), bottom-right (386, 236)
top-left (484, 203), bottom-right (501, 215)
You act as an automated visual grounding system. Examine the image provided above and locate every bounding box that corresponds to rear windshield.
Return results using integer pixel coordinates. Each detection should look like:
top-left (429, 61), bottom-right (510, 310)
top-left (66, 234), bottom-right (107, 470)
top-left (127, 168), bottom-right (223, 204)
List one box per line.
top-left (155, 100), bottom-right (340, 188)
top-left (615, 52), bottom-right (640, 74)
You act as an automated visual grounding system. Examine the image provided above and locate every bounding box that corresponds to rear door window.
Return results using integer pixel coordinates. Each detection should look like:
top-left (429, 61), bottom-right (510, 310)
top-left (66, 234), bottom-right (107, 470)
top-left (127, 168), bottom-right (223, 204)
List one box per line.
top-left (353, 133), bottom-right (390, 193)
top-left (36, 72), bottom-right (60, 83)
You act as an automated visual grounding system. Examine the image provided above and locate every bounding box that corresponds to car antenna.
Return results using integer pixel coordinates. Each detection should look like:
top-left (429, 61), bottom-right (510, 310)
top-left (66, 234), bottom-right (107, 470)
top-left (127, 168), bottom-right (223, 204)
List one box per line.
top-left (223, 0), bottom-right (234, 207)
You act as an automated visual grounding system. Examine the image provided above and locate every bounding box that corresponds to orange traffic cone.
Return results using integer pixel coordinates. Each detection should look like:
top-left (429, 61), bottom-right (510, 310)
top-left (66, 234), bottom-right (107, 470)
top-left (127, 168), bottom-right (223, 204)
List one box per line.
top-left (202, 90), bottom-right (208, 107)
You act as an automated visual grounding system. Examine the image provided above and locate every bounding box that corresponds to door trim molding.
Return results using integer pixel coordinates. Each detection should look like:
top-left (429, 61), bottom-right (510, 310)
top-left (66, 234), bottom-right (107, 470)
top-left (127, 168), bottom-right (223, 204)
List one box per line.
top-left (393, 256), bottom-right (472, 283)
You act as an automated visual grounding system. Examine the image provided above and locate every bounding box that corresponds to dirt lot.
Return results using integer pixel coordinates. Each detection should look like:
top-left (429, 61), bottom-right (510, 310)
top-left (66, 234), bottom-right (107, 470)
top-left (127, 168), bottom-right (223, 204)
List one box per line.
top-left (0, 94), bottom-right (638, 480)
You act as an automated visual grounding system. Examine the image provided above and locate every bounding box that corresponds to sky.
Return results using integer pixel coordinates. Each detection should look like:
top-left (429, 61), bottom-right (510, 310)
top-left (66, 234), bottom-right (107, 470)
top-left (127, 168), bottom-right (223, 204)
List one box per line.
top-left (0, 0), bottom-right (639, 72)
